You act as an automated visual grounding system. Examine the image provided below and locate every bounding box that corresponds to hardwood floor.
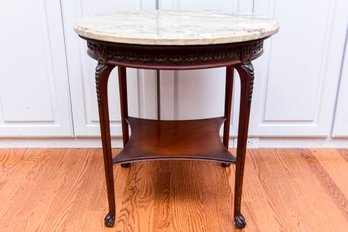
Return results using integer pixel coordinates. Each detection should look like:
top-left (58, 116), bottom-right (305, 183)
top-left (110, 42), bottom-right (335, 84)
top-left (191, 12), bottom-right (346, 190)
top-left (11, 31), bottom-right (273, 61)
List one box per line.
top-left (0, 148), bottom-right (347, 232)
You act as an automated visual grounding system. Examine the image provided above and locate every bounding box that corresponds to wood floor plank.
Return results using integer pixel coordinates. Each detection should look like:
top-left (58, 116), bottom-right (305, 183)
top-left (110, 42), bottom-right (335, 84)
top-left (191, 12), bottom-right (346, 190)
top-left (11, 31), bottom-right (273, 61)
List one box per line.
top-left (0, 148), bottom-right (348, 232)
top-left (299, 149), bottom-right (348, 224)
top-left (273, 148), bottom-right (340, 232)
top-left (243, 149), bottom-right (300, 232)
top-left (170, 160), bottom-right (230, 232)
top-left (311, 149), bottom-right (348, 195)
top-left (337, 149), bottom-right (348, 163)
top-left (153, 161), bottom-right (172, 232)
top-left (115, 162), bottom-right (157, 232)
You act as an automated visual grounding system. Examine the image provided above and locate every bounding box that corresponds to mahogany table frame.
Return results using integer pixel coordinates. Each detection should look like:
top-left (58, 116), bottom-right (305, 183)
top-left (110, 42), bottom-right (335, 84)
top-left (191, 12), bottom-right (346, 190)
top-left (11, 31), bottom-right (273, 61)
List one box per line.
top-left (82, 37), bottom-right (265, 229)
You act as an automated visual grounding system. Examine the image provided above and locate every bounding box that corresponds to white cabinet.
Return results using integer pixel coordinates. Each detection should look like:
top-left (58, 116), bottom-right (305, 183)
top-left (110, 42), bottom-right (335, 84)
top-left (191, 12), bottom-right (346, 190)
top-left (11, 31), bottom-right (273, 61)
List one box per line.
top-left (249, 0), bottom-right (348, 136)
top-left (60, 0), bottom-right (156, 137)
top-left (1, 0), bottom-right (348, 146)
top-left (158, 0), bottom-right (348, 139)
top-left (0, 0), bottom-right (72, 137)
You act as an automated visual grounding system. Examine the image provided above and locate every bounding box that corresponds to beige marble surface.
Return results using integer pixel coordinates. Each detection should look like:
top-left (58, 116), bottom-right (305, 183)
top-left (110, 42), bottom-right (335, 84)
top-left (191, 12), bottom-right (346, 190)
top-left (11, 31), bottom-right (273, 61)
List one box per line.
top-left (74, 10), bottom-right (279, 45)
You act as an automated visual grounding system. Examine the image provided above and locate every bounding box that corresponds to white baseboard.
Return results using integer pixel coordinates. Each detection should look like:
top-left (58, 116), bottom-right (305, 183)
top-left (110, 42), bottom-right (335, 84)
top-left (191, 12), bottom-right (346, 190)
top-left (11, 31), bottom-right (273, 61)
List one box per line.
top-left (243, 137), bottom-right (348, 148)
top-left (0, 138), bottom-right (122, 148)
top-left (0, 137), bottom-right (347, 148)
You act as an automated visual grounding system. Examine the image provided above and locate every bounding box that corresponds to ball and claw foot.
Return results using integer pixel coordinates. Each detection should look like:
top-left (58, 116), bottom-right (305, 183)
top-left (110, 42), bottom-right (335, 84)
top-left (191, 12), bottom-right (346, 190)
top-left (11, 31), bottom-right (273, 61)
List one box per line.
top-left (234, 213), bottom-right (246, 229)
top-left (104, 212), bottom-right (115, 227)
top-left (121, 163), bottom-right (131, 168)
top-left (221, 162), bottom-right (231, 167)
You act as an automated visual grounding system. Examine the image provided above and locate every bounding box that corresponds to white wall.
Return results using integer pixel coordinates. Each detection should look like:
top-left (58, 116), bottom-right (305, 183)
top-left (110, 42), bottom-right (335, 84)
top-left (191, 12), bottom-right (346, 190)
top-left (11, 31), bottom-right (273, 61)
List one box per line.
top-left (0, 0), bottom-right (347, 148)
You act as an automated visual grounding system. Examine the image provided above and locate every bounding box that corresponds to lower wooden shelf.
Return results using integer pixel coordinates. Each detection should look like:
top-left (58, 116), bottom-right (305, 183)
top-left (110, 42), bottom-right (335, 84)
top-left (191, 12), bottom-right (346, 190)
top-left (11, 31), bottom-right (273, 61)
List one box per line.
top-left (113, 117), bottom-right (236, 164)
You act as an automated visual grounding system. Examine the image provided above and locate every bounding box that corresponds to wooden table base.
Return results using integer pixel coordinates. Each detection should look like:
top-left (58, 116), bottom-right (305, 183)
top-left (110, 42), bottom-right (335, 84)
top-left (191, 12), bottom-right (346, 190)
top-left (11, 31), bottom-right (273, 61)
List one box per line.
top-left (87, 39), bottom-right (261, 229)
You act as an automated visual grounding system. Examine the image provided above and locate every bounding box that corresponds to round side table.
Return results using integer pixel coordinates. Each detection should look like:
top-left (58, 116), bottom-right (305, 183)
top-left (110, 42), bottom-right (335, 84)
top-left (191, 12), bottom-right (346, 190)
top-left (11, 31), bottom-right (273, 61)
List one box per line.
top-left (74, 11), bottom-right (279, 229)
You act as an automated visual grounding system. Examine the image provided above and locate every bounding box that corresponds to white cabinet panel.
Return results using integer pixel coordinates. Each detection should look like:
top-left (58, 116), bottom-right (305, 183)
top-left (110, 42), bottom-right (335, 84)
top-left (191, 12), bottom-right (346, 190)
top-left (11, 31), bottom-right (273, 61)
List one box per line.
top-left (174, 68), bottom-right (226, 120)
top-left (333, 34), bottom-right (348, 137)
top-left (249, 0), bottom-right (348, 136)
top-left (0, 0), bottom-right (72, 137)
top-left (61, 0), bottom-right (156, 137)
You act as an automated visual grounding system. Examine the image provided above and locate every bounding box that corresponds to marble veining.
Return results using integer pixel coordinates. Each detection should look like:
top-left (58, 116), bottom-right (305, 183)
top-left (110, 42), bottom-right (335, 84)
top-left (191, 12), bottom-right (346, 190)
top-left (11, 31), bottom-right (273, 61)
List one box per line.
top-left (74, 11), bottom-right (279, 45)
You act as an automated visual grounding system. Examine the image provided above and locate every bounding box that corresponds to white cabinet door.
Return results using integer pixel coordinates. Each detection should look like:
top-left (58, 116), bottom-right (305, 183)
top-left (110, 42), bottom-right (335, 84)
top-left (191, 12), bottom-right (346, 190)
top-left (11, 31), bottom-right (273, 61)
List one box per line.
top-left (333, 33), bottom-right (348, 137)
top-left (0, 0), bottom-right (72, 137)
top-left (61, 0), bottom-right (156, 137)
top-left (158, 0), bottom-right (253, 136)
top-left (249, 0), bottom-right (348, 136)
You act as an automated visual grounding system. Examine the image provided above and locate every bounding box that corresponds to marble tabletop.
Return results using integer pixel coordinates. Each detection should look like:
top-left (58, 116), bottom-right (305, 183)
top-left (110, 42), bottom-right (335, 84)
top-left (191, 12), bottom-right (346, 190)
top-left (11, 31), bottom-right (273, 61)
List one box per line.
top-left (74, 10), bottom-right (279, 46)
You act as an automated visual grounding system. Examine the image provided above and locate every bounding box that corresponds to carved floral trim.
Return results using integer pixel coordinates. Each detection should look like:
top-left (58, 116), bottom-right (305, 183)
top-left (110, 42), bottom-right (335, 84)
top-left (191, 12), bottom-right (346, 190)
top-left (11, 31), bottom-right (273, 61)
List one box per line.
top-left (87, 40), bottom-right (263, 65)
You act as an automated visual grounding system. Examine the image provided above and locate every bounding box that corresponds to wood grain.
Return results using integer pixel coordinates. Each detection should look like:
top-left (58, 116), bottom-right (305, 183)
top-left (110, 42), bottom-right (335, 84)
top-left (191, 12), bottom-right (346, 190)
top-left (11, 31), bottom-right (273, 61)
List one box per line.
top-left (0, 148), bottom-right (347, 232)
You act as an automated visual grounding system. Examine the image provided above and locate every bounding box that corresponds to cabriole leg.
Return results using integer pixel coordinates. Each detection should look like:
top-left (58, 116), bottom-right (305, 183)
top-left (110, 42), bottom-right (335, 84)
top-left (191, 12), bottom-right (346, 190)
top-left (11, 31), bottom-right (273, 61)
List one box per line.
top-left (95, 61), bottom-right (116, 227)
top-left (233, 61), bottom-right (254, 229)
